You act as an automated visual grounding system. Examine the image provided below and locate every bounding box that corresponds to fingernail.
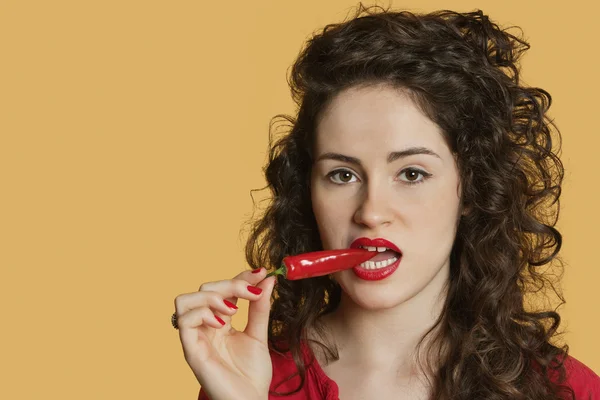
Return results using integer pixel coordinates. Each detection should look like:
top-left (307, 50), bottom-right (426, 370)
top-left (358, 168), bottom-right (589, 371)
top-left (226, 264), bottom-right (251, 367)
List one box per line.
top-left (215, 315), bottom-right (226, 325)
top-left (247, 285), bottom-right (263, 295)
top-left (251, 268), bottom-right (262, 274)
top-left (223, 299), bottom-right (238, 309)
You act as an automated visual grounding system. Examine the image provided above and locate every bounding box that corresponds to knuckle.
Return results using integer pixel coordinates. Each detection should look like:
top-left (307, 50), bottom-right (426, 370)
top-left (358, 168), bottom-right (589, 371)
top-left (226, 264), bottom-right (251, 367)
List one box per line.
top-left (231, 278), bottom-right (246, 287)
top-left (203, 291), bottom-right (220, 306)
top-left (231, 279), bottom-right (247, 294)
top-left (174, 294), bottom-right (185, 311)
top-left (198, 282), bottom-right (209, 292)
top-left (193, 309), bottom-right (211, 326)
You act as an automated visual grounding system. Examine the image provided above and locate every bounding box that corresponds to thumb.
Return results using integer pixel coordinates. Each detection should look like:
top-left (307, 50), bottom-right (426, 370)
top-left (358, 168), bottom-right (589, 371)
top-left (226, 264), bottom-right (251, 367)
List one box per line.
top-left (244, 275), bottom-right (276, 343)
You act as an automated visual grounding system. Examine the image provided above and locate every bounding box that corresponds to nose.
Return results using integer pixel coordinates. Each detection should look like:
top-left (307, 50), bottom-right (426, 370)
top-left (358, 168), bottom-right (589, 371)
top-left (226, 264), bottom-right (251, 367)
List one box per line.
top-left (352, 181), bottom-right (393, 229)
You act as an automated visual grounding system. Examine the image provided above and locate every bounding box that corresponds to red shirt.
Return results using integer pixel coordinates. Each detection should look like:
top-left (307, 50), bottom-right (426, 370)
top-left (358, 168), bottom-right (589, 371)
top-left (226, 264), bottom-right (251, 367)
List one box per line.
top-left (199, 341), bottom-right (600, 399)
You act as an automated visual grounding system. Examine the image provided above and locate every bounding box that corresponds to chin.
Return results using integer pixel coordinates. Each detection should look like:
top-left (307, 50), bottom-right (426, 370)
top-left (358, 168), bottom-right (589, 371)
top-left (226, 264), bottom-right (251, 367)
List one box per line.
top-left (339, 284), bottom-right (413, 310)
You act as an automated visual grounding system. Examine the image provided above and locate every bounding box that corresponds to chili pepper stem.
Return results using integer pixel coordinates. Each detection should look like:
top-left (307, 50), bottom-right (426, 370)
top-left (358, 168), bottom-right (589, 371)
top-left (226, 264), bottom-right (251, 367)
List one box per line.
top-left (265, 264), bottom-right (287, 279)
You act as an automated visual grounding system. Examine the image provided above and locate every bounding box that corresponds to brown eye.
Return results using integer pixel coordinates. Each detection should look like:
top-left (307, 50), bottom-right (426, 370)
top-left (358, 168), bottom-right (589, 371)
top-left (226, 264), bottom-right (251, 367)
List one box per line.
top-left (329, 170), bottom-right (358, 184)
top-left (339, 171), bottom-right (353, 182)
top-left (399, 168), bottom-right (430, 185)
top-left (406, 170), bottom-right (419, 181)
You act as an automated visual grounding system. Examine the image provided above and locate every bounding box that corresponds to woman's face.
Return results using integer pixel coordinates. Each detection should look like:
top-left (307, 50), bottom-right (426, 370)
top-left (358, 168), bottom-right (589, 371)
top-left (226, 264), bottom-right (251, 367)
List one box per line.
top-left (310, 84), bottom-right (463, 310)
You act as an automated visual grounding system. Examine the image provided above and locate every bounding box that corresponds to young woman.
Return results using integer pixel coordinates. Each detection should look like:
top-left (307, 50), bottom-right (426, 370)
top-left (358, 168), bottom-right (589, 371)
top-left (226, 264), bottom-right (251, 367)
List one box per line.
top-left (173, 5), bottom-right (600, 399)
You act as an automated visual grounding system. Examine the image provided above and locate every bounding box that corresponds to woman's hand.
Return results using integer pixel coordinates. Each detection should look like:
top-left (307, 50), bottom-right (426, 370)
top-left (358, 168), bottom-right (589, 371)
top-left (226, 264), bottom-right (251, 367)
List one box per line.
top-left (174, 268), bottom-right (277, 400)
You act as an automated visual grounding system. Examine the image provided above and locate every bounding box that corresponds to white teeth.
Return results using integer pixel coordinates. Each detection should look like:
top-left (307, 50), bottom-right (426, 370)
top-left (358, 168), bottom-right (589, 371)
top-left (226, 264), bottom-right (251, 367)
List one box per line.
top-left (358, 256), bottom-right (398, 270)
top-left (359, 245), bottom-right (394, 253)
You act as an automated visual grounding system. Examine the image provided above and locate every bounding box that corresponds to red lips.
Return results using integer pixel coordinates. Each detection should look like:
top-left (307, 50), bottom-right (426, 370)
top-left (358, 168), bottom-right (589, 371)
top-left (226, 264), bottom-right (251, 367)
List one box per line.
top-left (350, 237), bottom-right (402, 255)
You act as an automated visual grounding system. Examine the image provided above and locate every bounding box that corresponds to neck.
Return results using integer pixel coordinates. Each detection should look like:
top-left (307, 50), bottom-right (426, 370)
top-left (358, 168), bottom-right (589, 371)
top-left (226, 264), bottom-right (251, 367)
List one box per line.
top-left (318, 264), bottom-right (450, 378)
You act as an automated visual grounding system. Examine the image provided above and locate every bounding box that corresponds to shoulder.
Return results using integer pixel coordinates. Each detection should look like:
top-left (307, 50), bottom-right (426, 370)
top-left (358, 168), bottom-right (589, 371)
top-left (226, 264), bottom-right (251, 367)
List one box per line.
top-left (548, 355), bottom-right (600, 398)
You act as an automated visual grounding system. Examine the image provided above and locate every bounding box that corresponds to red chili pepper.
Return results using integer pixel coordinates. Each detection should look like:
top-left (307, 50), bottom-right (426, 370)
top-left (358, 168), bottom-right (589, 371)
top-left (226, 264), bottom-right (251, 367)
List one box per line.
top-left (265, 248), bottom-right (376, 280)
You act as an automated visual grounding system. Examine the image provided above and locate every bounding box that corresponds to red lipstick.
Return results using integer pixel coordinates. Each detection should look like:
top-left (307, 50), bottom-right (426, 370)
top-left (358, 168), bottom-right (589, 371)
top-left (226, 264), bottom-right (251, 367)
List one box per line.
top-left (349, 237), bottom-right (402, 281)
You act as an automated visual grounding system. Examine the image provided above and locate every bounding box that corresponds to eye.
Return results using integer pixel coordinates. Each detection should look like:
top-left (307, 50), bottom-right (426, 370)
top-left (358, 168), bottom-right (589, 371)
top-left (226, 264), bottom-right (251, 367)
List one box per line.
top-left (398, 168), bottom-right (431, 185)
top-left (327, 169), bottom-right (359, 184)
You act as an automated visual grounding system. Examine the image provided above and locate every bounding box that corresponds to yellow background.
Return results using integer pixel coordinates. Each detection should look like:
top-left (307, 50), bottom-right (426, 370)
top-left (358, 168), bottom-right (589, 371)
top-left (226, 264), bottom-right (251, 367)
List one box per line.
top-left (1, 1), bottom-right (598, 398)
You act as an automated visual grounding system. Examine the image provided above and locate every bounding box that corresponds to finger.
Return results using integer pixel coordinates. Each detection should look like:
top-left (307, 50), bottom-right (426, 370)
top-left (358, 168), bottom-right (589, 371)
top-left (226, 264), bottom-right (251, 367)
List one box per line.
top-left (200, 267), bottom-right (266, 293)
top-left (175, 275), bottom-right (265, 315)
top-left (220, 267), bottom-right (268, 307)
top-left (174, 290), bottom-right (239, 318)
top-left (178, 307), bottom-right (228, 331)
top-left (231, 267), bottom-right (267, 283)
top-left (244, 275), bottom-right (276, 343)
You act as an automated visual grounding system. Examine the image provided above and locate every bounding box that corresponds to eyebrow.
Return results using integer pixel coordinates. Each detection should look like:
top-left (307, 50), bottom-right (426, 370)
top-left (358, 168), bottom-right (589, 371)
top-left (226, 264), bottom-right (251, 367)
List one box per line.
top-left (314, 147), bottom-right (442, 165)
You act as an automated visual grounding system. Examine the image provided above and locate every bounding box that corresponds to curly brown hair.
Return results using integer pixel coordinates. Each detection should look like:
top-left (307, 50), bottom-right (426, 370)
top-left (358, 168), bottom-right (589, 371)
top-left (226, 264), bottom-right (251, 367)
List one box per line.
top-left (245, 4), bottom-right (572, 399)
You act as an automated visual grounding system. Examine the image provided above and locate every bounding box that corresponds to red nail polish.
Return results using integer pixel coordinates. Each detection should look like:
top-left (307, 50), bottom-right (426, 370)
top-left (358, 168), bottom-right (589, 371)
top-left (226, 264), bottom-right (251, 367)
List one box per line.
top-left (223, 299), bottom-right (238, 309)
top-left (215, 315), bottom-right (225, 326)
top-left (251, 268), bottom-right (262, 274)
top-left (247, 285), bottom-right (263, 295)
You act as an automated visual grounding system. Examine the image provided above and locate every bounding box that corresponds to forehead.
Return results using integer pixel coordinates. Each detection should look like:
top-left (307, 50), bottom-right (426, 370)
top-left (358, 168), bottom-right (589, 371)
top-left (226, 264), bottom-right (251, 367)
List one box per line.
top-left (315, 84), bottom-right (449, 156)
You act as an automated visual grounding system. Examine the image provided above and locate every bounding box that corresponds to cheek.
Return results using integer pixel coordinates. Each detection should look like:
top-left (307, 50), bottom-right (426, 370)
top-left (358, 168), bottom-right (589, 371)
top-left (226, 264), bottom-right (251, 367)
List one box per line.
top-left (407, 184), bottom-right (461, 253)
top-left (311, 186), bottom-right (330, 239)
top-left (395, 175), bottom-right (459, 224)
top-left (311, 186), bottom-right (352, 248)
top-left (412, 174), bottom-right (461, 214)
